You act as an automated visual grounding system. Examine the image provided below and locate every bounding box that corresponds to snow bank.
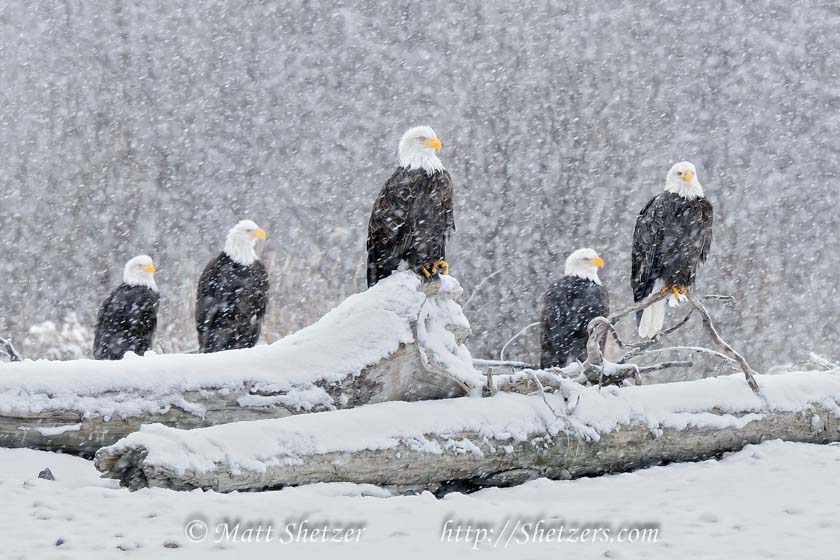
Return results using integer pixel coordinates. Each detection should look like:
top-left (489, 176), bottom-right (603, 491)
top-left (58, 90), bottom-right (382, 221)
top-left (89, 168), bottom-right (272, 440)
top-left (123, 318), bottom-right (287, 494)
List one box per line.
top-left (0, 272), bottom-right (481, 421)
top-left (9, 442), bottom-right (840, 558)
top-left (96, 369), bottom-right (840, 482)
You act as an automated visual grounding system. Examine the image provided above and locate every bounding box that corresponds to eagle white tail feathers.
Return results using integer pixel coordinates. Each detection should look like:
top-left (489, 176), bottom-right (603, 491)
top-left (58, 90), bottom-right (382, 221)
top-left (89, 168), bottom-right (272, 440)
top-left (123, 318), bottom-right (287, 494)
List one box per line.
top-left (639, 280), bottom-right (688, 338)
top-left (639, 298), bottom-right (667, 339)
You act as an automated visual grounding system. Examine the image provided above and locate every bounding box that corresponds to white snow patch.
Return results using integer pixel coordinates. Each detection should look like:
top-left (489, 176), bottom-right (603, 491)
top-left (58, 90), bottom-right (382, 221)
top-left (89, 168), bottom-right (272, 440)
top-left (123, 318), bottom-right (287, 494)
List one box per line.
top-left (415, 279), bottom-right (477, 387)
top-left (2, 442), bottom-right (839, 558)
top-left (32, 423), bottom-right (83, 436)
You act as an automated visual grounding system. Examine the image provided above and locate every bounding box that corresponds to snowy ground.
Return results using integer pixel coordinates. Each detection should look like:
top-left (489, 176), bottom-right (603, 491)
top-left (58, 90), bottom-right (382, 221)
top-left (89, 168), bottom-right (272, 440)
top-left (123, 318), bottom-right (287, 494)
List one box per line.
top-left (3, 441), bottom-right (838, 559)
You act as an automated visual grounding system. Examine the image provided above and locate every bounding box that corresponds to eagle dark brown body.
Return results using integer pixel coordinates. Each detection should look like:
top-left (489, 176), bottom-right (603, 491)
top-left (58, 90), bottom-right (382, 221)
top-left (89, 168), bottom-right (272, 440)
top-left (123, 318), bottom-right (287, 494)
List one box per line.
top-left (631, 191), bottom-right (714, 304)
top-left (366, 167), bottom-right (455, 287)
top-left (195, 252), bottom-right (269, 353)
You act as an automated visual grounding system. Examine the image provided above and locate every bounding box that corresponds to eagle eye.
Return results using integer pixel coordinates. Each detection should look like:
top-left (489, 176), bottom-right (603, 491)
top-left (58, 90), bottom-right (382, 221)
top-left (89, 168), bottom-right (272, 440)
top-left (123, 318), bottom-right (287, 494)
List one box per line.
top-left (418, 136), bottom-right (427, 142)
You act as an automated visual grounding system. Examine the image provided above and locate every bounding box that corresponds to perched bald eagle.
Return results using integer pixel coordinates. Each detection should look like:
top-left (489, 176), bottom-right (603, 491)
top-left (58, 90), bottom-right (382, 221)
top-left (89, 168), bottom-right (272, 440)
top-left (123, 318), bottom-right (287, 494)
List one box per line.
top-left (196, 220), bottom-right (269, 353)
top-left (93, 255), bottom-right (160, 360)
top-left (632, 161), bottom-right (714, 338)
top-left (540, 249), bottom-right (609, 368)
top-left (367, 125), bottom-right (455, 287)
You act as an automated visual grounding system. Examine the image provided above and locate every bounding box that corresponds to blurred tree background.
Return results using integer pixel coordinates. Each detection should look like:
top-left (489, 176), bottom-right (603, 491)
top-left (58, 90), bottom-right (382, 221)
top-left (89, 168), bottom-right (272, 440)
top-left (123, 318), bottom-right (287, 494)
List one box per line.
top-left (0, 1), bottom-right (837, 369)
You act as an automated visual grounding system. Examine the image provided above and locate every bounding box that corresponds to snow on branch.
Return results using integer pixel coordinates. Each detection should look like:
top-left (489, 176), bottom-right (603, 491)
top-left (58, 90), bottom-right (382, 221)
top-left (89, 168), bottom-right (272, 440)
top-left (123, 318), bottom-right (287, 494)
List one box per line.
top-left (0, 337), bottom-right (21, 362)
top-left (792, 353), bottom-right (839, 372)
top-left (578, 289), bottom-right (760, 393)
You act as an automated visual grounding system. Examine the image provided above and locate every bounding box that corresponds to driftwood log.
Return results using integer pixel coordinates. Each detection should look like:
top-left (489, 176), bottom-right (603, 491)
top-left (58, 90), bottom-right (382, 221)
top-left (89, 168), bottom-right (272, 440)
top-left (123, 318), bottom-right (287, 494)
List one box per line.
top-left (95, 370), bottom-right (840, 492)
top-left (0, 273), bottom-right (482, 457)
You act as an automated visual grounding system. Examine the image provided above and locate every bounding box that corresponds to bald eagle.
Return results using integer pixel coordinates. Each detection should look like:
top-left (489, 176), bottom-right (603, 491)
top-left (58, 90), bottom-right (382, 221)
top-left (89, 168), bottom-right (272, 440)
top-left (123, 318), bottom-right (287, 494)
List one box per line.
top-left (632, 161), bottom-right (714, 338)
top-left (540, 249), bottom-right (609, 368)
top-left (93, 255), bottom-right (160, 360)
top-left (196, 220), bottom-right (269, 353)
top-left (367, 125), bottom-right (455, 287)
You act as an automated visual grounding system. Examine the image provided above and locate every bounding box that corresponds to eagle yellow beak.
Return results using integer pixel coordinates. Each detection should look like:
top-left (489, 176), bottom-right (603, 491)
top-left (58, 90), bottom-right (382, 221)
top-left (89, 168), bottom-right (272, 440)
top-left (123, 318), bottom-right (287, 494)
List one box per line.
top-left (683, 169), bottom-right (694, 183)
top-left (591, 256), bottom-right (604, 268)
top-left (252, 227), bottom-right (267, 240)
top-left (144, 263), bottom-right (156, 273)
top-left (423, 137), bottom-right (442, 151)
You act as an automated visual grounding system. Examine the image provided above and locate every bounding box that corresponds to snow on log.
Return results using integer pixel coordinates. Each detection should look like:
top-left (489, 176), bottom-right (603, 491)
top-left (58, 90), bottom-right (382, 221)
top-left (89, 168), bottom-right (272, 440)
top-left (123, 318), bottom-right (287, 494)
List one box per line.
top-left (95, 369), bottom-right (840, 492)
top-left (0, 273), bottom-right (481, 456)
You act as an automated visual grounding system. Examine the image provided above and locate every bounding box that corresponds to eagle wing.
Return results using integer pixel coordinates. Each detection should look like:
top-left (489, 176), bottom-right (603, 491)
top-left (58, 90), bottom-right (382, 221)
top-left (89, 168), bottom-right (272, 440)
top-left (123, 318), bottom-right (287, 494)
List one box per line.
top-left (631, 193), bottom-right (667, 303)
top-left (367, 172), bottom-right (413, 252)
top-left (410, 169), bottom-right (455, 261)
top-left (540, 277), bottom-right (610, 368)
top-left (366, 170), bottom-right (417, 286)
top-left (540, 279), bottom-right (574, 368)
top-left (195, 255), bottom-right (222, 349)
top-left (251, 260), bottom-right (270, 324)
top-left (435, 170), bottom-right (455, 236)
top-left (698, 197), bottom-right (714, 263)
top-left (133, 288), bottom-right (160, 353)
top-left (366, 168), bottom-right (455, 287)
top-left (92, 289), bottom-right (118, 358)
top-left (92, 285), bottom-right (159, 359)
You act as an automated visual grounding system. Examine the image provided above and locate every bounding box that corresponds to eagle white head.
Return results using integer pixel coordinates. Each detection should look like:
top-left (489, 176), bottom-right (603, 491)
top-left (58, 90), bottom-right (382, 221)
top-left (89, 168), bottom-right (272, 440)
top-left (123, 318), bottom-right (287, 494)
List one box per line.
top-left (564, 248), bottom-right (604, 285)
top-left (224, 219), bottom-right (268, 266)
top-left (123, 255), bottom-right (158, 292)
top-left (665, 161), bottom-right (704, 199)
top-left (398, 125), bottom-right (445, 174)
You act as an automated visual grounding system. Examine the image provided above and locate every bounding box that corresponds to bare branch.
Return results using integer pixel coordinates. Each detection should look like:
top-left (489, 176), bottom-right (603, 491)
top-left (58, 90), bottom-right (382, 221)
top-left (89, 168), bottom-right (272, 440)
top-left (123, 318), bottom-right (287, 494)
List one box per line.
top-left (599, 363), bottom-right (641, 387)
top-left (684, 290), bottom-right (760, 394)
top-left (797, 353), bottom-right (838, 371)
top-left (473, 358), bottom-right (535, 369)
top-left (587, 316), bottom-right (632, 351)
top-left (0, 337), bottom-right (22, 362)
top-left (483, 368), bottom-right (497, 397)
top-left (617, 310), bottom-right (694, 363)
top-left (701, 294), bottom-right (735, 302)
top-left (635, 360), bottom-right (693, 373)
top-left (500, 321), bottom-right (540, 362)
top-left (604, 290), bottom-right (670, 324)
top-left (616, 293), bottom-right (735, 363)
top-left (492, 365), bottom-right (590, 393)
top-left (584, 290), bottom-right (686, 371)
top-left (463, 269), bottom-right (504, 309)
top-left (638, 345), bottom-right (738, 365)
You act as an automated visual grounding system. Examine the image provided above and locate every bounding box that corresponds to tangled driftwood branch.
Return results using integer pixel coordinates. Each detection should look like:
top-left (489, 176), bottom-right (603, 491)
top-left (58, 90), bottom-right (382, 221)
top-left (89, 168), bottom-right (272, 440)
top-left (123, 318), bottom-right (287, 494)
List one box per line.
top-left (499, 321), bottom-right (540, 361)
top-left (485, 290), bottom-right (741, 392)
top-left (576, 289), bottom-right (760, 392)
top-left (0, 337), bottom-right (21, 362)
top-left (791, 353), bottom-right (838, 372)
top-left (485, 289), bottom-right (752, 396)
top-left (463, 269), bottom-right (504, 309)
top-left (683, 291), bottom-right (759, 392)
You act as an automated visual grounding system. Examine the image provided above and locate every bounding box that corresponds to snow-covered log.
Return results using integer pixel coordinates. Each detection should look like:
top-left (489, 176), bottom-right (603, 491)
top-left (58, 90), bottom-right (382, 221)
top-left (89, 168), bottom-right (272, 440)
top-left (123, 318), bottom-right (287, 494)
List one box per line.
top-left (0, 273), bottom-right (481, 456)
top-left (95, 369), bottom-right (840, 492)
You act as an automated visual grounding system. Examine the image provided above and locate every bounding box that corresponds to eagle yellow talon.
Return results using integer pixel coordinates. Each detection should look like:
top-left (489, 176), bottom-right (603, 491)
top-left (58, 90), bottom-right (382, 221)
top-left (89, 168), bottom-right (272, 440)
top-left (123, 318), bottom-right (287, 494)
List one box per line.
top-left (432, 260), bottom-right (449, 276)
top-left (672, 286), bottom-right (681, 299)
top-left (420, 266), bottom-right (432, 279)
